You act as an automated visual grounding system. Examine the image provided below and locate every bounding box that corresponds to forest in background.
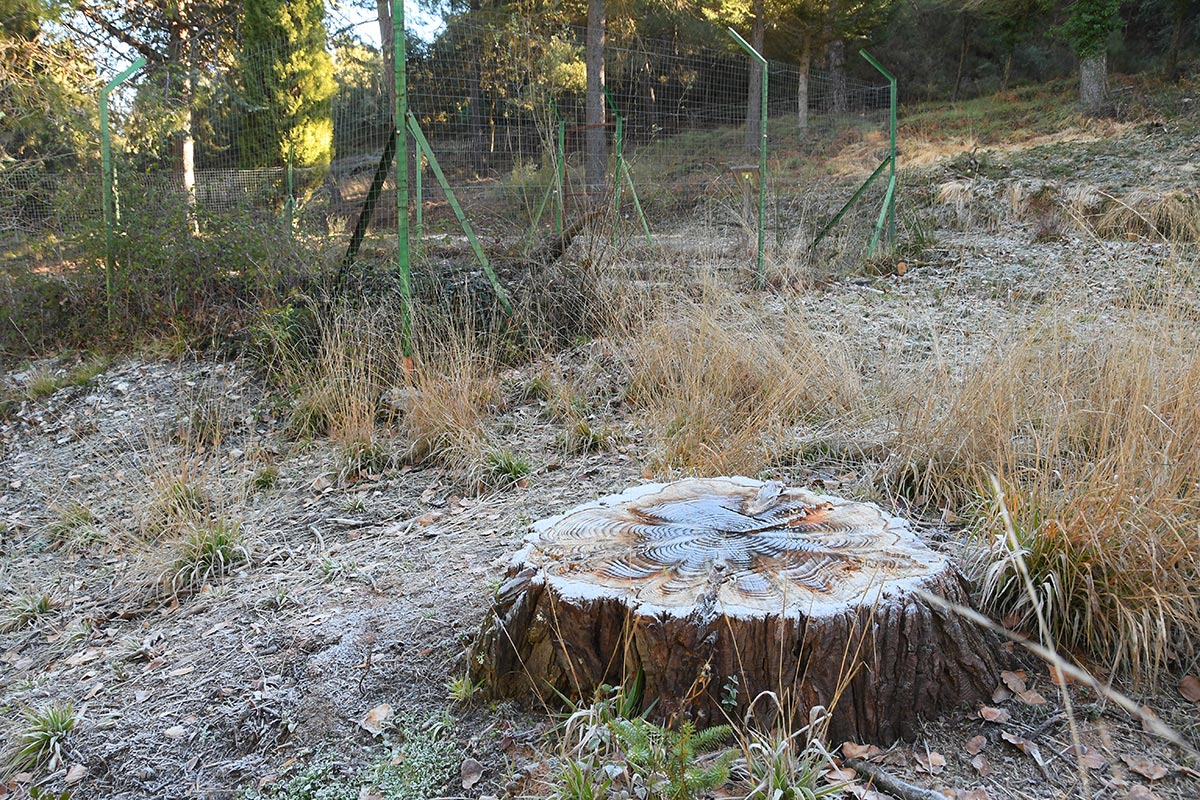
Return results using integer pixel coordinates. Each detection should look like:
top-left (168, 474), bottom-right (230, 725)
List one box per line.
top-left (3, 0), bottom-right (1198, 175)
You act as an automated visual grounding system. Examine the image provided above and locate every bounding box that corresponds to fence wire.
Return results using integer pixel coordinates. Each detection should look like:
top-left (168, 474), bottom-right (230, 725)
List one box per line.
top-left (2, 18), bottom-right (891, 274)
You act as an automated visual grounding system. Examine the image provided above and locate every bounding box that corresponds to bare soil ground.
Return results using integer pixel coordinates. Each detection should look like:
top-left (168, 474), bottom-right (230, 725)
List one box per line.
top-left (2, 98), bottom-right (1199, 800)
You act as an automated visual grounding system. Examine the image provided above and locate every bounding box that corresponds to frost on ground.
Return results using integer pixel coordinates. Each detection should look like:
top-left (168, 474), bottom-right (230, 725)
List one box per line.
top-left (2, 112), bottom-right (1199, 800)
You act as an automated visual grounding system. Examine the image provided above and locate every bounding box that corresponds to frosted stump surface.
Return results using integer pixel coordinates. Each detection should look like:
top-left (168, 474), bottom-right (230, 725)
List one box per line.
top-left (524, 477), bottom-right (944, 618)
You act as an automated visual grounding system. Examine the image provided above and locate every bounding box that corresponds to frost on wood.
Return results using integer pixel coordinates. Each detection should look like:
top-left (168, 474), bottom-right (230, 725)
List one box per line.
top-left (470, 478), bottom-right (1004, 743)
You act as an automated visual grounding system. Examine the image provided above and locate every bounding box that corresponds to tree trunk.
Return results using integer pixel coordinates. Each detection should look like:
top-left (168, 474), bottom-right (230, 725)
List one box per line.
top-left (1079, 50), bottom-right (1108, 117)
top-left (1002, 49), bottom-right (1013, 92)
top-left (1164, 0), bottom-right (1186, 82)
top-left (472, 478), bottom-right (1006, 744)
top-left (829, 40), bottom-right (847, 114)
top-left (951, 12), bottom-right (972, 103)
top-left (585, 0), bottom-right (606, 199)
top-left (744, 0), bottom-right (765, 151)
top-left (468, 0), bottom-right (486, 173)
top-left (797, 40), bottom-right (811, 131)
top-left (375, 0), bottom-right (393, 110)
top-left (168, 2), bottom-right (196, 231)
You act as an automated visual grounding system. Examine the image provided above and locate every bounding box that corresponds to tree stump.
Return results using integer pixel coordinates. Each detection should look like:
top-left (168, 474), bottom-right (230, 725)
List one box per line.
top-left (471, 477), bottom-right (1004, 743)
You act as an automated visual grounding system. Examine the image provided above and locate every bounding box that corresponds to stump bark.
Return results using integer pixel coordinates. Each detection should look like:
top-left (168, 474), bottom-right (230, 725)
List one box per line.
top-left (471, 477), bottom-right (1004, 743)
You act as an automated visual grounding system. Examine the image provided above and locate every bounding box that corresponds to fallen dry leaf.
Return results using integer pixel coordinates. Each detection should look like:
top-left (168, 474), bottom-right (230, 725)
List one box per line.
top-left (1125, 787), bottom-right (1161, 800)
top-left (1179, 675), bottom-right (1200, 704)
top-left (1002, 732), bottom-right (1045, 765)
top-left (970, 753), bottom-right (991, 776)
top-left (991, 685), bottom-right (1013, 703)
top-left (1017, 688), bottom-right (1048, 706)
top-left (961, 789), bottom-right (991, 800)
top-left (1047, 663), bottom-right (1075, 686)
top-left (359, 704), bottom-right (393, 736)
top-left (1138, 706), bottom-right (1163, 735)
top-left (64, 765), bottom-right (87, 785)
top-left (823, 767), bottom-right (857, 783)
top-left (63, 648), bottom-right (103, 667)
top-left (842, 742), bottom-right (884, 760)
top-left (460, 758), bottom-right (484, 790)
top-left (163, 725), bottom-right (188, 741)
top-left (1000, 670), bottom-right (1027, 694)
top-left (1120, 754), bottom-right (1168, 781)
top-left (979, 706), bottom-right (1011, 724)
top-left (1080, 749), bottom-right (1107, 770)
top-left (914, 750), bottom-right (946, 775)
top-left (964, 735), bottom-right (987, 755)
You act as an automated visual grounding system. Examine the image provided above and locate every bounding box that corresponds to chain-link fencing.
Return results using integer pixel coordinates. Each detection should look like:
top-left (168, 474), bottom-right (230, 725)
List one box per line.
top-left (2, 18), bottom-right (895, 291)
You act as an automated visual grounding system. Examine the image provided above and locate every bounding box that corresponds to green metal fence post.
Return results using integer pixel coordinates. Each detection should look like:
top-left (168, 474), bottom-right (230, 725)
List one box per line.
top-left (860, 49), bottom-right (897, 247)
top-left (522, 97), bottom-right (565, 247)
top-left (728, 28), bottom-right (767, 289)
top-left (393, 0), bottom-right (412, 359)
top-left (603, 88), bottom-right (653, 246)
top-left (285, 148), bottom-right (294, 235)
top-left (811, 51), bottom-right (898, 257)
top-left (605, 88), bottom-right (623, 225)
top-left (100, 56), bottom-right (146, 322)
top-left (553, 98), bottom-right (565, 237)
top-left (407, 112), bottom-right (513, 315)
top-left (414, 152), bottom-right (422, 258)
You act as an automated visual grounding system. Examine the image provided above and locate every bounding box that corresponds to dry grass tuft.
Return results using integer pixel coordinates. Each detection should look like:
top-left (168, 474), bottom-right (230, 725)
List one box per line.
top-left (883, 308), bottom-right (1200, 682)
top-left (1091, 188), bottom-right (1200, 242)
top-left (397, 313), bottom-right (500, 480)
top-left (268, 299), bottom-right (503, 485)
top-left (281, 305), bottom-right (400, 447)
top-left (625, 288), bottom-right (861, 476)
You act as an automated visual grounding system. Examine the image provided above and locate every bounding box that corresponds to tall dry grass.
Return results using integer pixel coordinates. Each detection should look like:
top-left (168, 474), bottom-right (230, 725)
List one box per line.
top-left (883, 305), bottom-right (1200, 682)
top-left (624, 287), bottom-right (862, 477)
top-left (270, 299), bottom-right (501, 482)
top-left (397, 312), bottom-right (499, 479)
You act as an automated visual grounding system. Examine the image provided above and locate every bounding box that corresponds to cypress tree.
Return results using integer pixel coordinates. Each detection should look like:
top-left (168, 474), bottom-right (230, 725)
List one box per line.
top-left (240, 0), bottom-right (336, 171)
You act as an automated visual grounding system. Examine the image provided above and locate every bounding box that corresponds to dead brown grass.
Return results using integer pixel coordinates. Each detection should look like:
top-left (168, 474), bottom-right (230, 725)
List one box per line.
top-left (624, 286), bottom-right (862, 477)
top-left (1090, 188), bottom-right (1200, 243)
top-left (271, 301), bottom-right (501, 482)
top-left (397, 312), bottom-right (500, 479)
top-left (883, 305), bottom-right (1200, 683)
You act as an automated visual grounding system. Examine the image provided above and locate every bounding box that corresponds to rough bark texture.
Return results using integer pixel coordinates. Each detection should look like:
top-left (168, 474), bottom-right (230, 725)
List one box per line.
top-left (744, 0), bottom-right (765, 151)
top-left (829, 40), bottom-right (847, 114)
top-left (585, 0), bottom-right (607, 197)
top-left (471, 479), bottom-right (1005, 744)
top-left (375, 0), bottom-right (397, 118)
top-left (168, 2), bottom-right (196, 228)
top-left (797, 42), bottom-right (811, 131)
top-left (1080, 51), bottom-right (1109, 117)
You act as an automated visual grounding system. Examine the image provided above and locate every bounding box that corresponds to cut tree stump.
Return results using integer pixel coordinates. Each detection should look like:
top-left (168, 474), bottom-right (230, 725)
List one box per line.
top-left (470, 477), bottom-right (1005, 743)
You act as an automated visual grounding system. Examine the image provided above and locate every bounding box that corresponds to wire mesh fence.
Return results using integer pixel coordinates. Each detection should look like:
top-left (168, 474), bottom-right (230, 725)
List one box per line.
top-left (1, 17), bottom-right (893, 282)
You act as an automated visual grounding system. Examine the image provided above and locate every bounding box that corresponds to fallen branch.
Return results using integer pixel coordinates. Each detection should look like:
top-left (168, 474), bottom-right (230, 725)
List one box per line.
top-left (844, 758), bottom-right (949, 800)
